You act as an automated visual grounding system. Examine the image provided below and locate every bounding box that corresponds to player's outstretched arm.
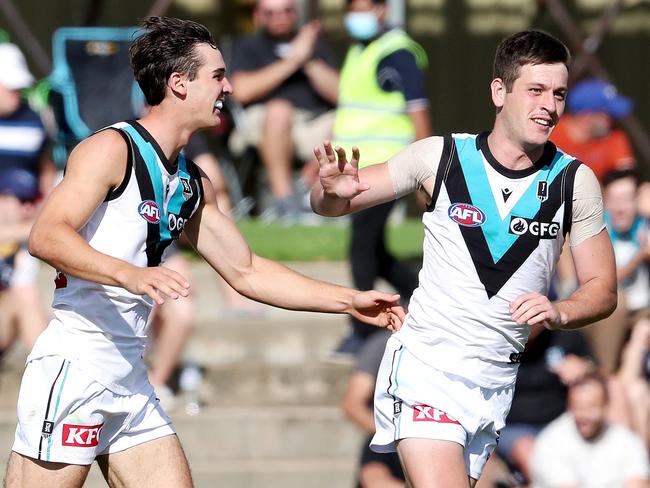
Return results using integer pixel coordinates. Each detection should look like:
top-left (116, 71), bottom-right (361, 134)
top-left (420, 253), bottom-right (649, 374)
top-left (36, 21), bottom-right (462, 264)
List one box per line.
top-left (27, 130), bottom-right (189, 305)
top-left (183, 174), bottom-right (405, 329)
top-left (510, 229), bottom-right (617, 330)
top-left (310, 141), bottom-right (397, 217)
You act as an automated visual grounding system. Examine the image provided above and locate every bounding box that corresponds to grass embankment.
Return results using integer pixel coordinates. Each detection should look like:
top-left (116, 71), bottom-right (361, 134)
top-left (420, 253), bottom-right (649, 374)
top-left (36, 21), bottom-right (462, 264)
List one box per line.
top-left (226, 218), bottom-right (424, 261)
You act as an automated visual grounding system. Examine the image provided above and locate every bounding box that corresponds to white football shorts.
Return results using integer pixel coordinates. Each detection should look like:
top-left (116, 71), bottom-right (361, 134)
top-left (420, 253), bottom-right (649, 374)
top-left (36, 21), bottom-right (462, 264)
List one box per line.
top-left (371, 336), bottom-right (514, 480)
top-left (12, 355), bottom-right (175, 465)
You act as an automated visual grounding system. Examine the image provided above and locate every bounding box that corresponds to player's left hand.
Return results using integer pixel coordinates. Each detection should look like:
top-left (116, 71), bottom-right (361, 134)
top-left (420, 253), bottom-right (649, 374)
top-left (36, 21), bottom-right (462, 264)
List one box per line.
top-left (349, 291), bottom-right (405, 332)
top-left (510, 292), bottom-right (563, 330)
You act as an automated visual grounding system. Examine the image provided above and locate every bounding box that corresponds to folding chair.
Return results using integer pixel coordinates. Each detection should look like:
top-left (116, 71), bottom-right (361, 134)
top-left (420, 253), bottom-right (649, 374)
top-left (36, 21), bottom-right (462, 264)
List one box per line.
top-left (48, 26), bottom-right (144, 165)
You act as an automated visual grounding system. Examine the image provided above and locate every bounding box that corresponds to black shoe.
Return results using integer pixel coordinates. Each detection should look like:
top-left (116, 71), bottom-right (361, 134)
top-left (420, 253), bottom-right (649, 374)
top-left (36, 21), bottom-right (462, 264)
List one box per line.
top-left (324, 332), bottom-right (366, 364)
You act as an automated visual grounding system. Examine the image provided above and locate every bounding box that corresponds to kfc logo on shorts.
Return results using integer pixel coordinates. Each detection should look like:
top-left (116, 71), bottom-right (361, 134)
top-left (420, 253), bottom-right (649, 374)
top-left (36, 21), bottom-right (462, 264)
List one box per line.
top-left (62, 423), bottom-right (103, 447)
top-left (138, 200), bottom-right (161, 224)
top-left (412, 404), bottom-right (461, 424)
top-left (448, 203), bottom-right (486, 227)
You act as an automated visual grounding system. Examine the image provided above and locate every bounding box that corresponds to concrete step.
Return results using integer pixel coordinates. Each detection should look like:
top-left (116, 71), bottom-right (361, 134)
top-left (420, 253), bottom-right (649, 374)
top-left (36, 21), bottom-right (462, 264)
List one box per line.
top-left (0, 406), bottom-right (366, 488)
top-left (0, 323), bottom-right (355, 411)
top-left (186, 314), bottom-right (353, 407)
top-left (3, 261), bottom-right (362, 410)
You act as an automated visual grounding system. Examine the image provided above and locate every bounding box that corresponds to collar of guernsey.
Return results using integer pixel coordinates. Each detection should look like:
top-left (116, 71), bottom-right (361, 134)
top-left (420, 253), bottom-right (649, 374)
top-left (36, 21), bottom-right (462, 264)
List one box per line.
top-left (333, 28), bottom-right (428, 168)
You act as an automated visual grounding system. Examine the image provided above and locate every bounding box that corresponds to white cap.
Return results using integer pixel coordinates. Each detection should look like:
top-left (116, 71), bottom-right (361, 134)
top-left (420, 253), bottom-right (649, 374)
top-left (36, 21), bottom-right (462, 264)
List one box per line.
top-left (0, 43), bottom-right (34, 90)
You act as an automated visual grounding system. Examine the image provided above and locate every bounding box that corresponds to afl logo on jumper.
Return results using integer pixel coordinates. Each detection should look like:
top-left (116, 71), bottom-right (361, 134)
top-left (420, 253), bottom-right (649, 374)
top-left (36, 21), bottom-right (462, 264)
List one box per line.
top-left (138, 200), bottom-right (161, 224)
top-left (448, 203), bottom-right (486, 227)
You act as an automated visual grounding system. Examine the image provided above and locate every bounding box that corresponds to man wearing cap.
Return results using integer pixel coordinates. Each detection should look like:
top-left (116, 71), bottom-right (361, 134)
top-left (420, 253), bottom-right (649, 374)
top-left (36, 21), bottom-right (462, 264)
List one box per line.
top-left (0, 43), bottom-right (55, 192)
top-left (0, 43), bottom-right (51, 354)
top-left (551, 78), bottom-right (635, 183)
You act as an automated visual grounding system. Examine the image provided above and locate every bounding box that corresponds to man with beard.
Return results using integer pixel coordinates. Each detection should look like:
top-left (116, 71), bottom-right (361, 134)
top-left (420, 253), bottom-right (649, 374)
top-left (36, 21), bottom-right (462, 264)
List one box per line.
top-left (532, 373), bottom-right (649, 488)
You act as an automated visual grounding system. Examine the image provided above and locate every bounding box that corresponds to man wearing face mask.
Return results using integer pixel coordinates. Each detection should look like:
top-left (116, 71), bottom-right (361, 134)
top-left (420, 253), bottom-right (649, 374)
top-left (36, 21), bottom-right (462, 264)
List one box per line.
top-left (329, 0), bottom-right (431, 358)
top-left (230, 0), bottom-right (339, 221)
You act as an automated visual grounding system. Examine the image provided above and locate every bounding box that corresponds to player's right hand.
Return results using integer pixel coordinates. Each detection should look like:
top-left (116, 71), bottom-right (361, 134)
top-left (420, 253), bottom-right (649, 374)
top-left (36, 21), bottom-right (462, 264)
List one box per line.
top-left (118, 265), bottom-right (190, 305)
top-left (314, 140), bottom-right (370, 201)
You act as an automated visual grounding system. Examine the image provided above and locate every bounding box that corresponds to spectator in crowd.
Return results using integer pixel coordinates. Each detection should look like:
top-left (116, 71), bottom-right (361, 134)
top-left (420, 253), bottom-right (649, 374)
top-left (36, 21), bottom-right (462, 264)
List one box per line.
top-left (618, 316), bottom-right (650, 448)
top-left (230, 0), bottom-right (339, 221)
top-left (0, 43), bottom-right (56, 194)
top-left (496, 327), bottom-right (595, 485)
top-left (550, 78), bottom-right (634, 183)
top-left (342, 330), bottom-right (405, 487)
top-left (584, 169), bottom-right (650, 375)
top-left (532, 373), bottom-right (649, 488)
top-left (0, 168), bottom-right (45, 354)
top-left (0, 43), bottom-right (52, 355)
top-left (330, 0), bottom-right (430, 357)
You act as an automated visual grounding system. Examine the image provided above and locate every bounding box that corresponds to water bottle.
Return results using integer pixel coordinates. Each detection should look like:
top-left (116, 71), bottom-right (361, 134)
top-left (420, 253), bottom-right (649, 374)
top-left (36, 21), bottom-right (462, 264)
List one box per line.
top-left (179, 362), bottom-right (203, 416)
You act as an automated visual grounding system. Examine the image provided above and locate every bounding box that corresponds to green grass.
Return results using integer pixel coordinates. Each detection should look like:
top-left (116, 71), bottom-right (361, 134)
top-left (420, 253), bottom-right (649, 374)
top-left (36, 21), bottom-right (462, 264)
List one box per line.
top-left (231, 217), bottom-right (424, 261)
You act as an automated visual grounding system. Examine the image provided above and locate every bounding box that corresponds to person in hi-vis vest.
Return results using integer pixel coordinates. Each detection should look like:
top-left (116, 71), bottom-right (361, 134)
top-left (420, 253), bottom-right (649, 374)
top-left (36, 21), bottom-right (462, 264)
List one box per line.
top-left (330, 0), bottom-right (432, 358)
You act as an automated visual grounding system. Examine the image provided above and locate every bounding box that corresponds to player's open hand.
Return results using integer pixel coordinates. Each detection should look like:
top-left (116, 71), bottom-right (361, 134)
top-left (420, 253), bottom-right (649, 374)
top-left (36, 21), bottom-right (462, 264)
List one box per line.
top-left (349, 291), bottom-right (405, 332)
top-left (119, 265), bottom-right (190, 305)
top-left (314, 141), bottom-right (369, 201)
top-left (510, 292), bottom-right (563, 330)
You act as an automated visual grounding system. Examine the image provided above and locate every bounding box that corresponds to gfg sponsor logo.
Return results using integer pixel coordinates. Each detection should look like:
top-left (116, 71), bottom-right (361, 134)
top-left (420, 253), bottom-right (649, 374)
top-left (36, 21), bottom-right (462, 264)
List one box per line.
top-left (448, 203), bottom-right (486, 227)
top-left (138, 200), bottom-right (160, 224)
top-left (168, 213), bottom-right (187, 232)
top-left (509, 216), bottom-right (559, 239)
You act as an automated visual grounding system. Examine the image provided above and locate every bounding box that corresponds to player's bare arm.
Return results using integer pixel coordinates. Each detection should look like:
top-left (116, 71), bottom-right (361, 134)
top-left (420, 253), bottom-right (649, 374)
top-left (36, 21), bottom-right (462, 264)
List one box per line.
top-left (28, 130), bottom-right (189, 305)
top-left (310, 137), bottom-right (441, 217)
top-left (184, 170), bottom-right (405, 329)
top-left (310, 141), bottom-right (400, 216)
top-left (510, 229), bottom-right (617, 329)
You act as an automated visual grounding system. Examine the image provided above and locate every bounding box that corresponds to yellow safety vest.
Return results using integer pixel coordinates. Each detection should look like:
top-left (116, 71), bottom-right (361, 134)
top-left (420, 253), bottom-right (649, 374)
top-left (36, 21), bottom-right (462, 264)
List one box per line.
top-left (333, 29), bottom-right (427, 169)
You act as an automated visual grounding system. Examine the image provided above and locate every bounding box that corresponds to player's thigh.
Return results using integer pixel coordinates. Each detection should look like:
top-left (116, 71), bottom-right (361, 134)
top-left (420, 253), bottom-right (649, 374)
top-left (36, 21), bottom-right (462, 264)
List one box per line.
top-left (4, 451), bottom-right (91, 488)
top-left (96, 434), bottom-right (192, 488)
top-left (397, 438), bottom-right (469, 488)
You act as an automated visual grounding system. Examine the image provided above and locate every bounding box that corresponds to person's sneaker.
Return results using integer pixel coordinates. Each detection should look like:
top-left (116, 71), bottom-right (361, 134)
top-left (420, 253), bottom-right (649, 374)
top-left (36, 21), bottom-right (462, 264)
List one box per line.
top-left (324, 332), bottom-right (367, 364)
top-left (260, 195), bottom-right (300, 224)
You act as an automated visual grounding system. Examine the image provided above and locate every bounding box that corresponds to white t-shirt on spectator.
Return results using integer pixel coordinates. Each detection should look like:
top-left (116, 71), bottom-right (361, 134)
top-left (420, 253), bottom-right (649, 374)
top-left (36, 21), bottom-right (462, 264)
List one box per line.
top-left (532, 413), bottom-right (649, 488)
